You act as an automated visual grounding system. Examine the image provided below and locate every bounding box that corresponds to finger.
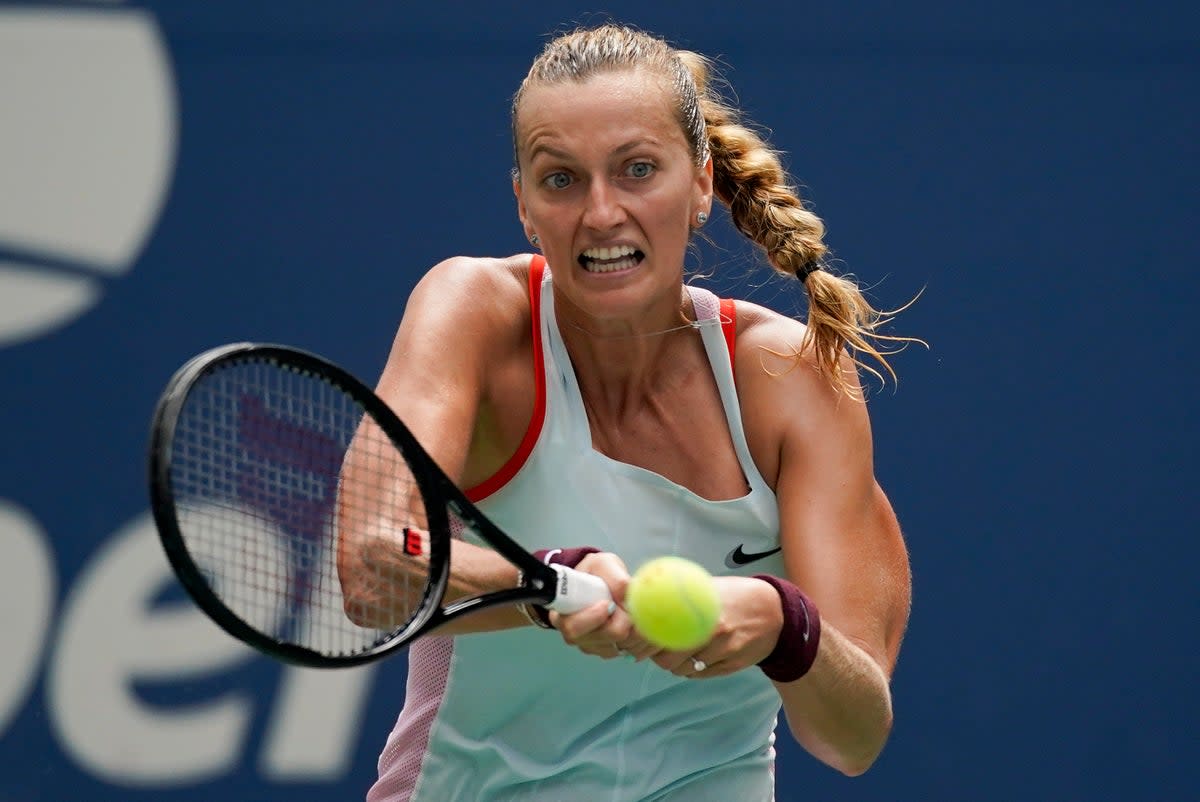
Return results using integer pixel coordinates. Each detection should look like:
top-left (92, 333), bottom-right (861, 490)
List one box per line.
top-left (550, 599), bottom-right (616, 641)
top-left (601, 607), bottom-right (638, 643)
top-left (576, 553), bottom-right (630, 604)
top-left (572, 604), bottom-right (638, 646)
top-left (684, 655), bottom-right (712, 678)
top-left (577, 639), bottom-right (625, 659)
top-left (668, 655), bottom-right (707, 678)
top-left (596, 607), bottom-right (660, 660)
top-left (618, 641), bottom-right (660, 661)
top-left (610, 627), bottom-right (659, 661)
top-left (576, 639), bottom-right (635, 661)
top-left (691, 660), bottom-right (740, 678)
top-left (648, 647), bottom-right (717, 677)
top-left (650, 649), bottom-right (694, 674)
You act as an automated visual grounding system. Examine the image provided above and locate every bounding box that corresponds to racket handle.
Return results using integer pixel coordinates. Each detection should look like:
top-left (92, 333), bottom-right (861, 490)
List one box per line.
top-left (544, 564), bottom-right (613, 614)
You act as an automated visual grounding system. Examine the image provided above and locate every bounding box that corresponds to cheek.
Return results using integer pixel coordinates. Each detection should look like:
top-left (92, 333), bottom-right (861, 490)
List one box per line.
top-left (658, 175), bottom-right (702, 218)
top-left (524, 188), bottom-right (573, 219)
top-left (519, 197), bottom-right (558, 236)
top-left (645, 192), bottom-right (694, 238)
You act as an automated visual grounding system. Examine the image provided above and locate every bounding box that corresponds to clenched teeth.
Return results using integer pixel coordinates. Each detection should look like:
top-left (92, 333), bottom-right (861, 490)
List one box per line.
top-left (580, 245), bottom-right (641, 273)
top-left (582, 245), bottom-right (637, 260)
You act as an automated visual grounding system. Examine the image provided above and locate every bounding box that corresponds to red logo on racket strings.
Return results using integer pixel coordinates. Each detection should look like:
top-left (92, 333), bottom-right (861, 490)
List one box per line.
top-left (402, 528), bottom-right (424, 557)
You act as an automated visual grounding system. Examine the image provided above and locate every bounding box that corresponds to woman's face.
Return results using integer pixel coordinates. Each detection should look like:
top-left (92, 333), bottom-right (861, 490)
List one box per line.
top-left (513, 68), bottom-right (712, 329)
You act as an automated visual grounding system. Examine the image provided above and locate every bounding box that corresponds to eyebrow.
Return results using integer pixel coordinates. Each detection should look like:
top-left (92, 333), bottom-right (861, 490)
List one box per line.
top-left (526, 137), bottom-right (665, 164)
top-left (527, 142), bottom-right (571, 163)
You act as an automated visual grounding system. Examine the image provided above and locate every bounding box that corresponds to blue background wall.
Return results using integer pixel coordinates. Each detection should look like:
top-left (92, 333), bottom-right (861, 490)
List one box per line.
top-left (1, 2), bottom-right (1197, 800)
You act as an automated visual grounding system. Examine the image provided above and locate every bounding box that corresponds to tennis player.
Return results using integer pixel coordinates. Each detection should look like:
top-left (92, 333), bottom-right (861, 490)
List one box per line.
top-left (342, 23), bottom-right (913, 802)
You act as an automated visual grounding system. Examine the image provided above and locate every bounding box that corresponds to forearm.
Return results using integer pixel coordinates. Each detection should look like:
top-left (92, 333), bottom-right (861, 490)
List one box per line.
top-left (428, 540), bottom-right (534, 635)
top-left (336, 426), bottom-right (532, 634)
top-left (348, 526), bottom-right (535, 635)
top-left (774, 621), bottom-right (893, 776)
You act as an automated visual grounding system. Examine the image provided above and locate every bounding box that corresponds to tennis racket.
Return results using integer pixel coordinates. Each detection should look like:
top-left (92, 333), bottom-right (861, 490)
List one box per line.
top-left (148, 342), bottom-right (610, 667)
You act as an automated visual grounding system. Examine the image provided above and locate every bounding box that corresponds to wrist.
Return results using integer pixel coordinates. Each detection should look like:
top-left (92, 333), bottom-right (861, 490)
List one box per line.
top-left (752, 574), bottom-right (821, 682)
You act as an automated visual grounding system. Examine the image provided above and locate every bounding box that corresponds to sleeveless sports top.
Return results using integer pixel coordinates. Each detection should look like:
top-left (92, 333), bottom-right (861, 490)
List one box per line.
top-left (367, 255), bottom-right (787, 802)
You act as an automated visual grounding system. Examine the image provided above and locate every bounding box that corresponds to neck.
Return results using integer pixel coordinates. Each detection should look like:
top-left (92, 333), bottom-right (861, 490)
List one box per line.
top-left (553, 288), bottom-right (700, 419)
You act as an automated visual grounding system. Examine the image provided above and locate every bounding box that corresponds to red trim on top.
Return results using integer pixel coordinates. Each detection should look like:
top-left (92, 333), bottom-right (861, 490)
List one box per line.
top-left (464, 255), bottom-right (548, 502)
top-left (720, 297), bottom-right (737, 371)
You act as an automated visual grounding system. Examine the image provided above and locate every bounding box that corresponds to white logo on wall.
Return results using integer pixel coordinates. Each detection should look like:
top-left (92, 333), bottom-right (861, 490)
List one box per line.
top-left (0, 4), bottom-right (177, 348)
top-left (0, 8), bottom-right (378, 789)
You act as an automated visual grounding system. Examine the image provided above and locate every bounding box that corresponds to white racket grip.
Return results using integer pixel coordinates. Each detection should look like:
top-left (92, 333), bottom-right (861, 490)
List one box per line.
top-left (544, 564), bottom-right (612, 614)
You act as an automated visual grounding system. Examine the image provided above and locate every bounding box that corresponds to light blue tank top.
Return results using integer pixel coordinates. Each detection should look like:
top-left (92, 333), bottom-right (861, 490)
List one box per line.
top-left (370, 258), bottom-right (788, 802)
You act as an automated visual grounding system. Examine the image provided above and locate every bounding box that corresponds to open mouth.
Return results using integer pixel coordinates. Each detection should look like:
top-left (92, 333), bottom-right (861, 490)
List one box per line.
top-left (578, 245), bottom-right (644, 274)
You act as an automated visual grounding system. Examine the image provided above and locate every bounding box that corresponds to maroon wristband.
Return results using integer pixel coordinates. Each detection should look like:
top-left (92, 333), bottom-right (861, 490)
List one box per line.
top-left (753, 574), bottom-right (821, 682)
top-left (528, 547), bottom-right (601, 628)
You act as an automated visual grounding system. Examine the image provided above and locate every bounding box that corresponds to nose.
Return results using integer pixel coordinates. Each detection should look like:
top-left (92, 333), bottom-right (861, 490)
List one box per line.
top-left (581, 179), bottom-right (626, 231)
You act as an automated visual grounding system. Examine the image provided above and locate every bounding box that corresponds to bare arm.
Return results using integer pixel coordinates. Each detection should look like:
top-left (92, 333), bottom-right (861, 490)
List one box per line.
top-left (336, 256), bottom-right (540, 635)
top-left (740, 313), bottom-right (911, 775)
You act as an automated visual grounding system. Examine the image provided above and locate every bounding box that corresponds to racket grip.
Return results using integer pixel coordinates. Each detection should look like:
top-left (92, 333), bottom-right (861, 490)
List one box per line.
top-left (544, 564), bottom-right (612, 614)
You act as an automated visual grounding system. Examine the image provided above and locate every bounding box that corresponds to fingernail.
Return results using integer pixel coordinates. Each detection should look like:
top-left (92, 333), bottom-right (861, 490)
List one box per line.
top-left (606, 601), bottom-right (617, 616)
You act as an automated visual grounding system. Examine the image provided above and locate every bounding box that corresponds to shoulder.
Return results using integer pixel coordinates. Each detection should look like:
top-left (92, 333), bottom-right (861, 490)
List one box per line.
top-left (727, 298), bottom-right (869, 450)
top-left (410, 254), bottom-right (531, 310)
top-left (404, 254), bottom-right (534, 340)
top-left (727, 298), bottom-right (820, 385)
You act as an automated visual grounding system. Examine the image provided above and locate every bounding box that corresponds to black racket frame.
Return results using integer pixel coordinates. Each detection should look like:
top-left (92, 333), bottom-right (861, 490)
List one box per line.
top-left (149, 343), bottom-right (559, 667)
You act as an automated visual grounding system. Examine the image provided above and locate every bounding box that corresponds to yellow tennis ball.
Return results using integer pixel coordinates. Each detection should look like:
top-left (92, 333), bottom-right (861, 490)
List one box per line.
top-left (626, 556), bottom-right (721, 651)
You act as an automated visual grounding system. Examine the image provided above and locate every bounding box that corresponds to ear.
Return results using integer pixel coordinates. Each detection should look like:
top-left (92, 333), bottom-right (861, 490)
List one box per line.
top-left (694, 156), bottom-right (714, 219)
top-left (513, 177), bottom-right (535, 242)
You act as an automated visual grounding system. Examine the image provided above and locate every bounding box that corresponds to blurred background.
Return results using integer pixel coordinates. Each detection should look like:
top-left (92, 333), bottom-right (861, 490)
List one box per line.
top-left (1, 2), bottom-right (1197, 800)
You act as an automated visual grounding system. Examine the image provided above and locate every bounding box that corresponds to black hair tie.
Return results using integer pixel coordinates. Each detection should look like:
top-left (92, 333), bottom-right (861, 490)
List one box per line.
top-left (797, 260), bottom-right (822, 282)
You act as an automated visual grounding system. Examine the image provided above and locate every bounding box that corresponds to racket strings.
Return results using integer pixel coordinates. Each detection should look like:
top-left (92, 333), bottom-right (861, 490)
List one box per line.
top-left (169, 357), bottom-right (435, 658)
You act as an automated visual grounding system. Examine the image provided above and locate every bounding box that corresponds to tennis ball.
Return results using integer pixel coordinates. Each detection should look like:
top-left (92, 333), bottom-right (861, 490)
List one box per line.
top-left (625, 556), bottom-right (721, 651)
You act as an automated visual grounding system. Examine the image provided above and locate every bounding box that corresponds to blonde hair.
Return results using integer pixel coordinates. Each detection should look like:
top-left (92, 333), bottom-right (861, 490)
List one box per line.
top-left (513, 23), bottom-right (916, 395)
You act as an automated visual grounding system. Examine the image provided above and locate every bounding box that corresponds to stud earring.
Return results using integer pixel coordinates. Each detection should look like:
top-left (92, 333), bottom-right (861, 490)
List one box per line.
top-left (696, 212), bottom-right (708, 226)
top-left (530, 234), bottom-right (540, 246)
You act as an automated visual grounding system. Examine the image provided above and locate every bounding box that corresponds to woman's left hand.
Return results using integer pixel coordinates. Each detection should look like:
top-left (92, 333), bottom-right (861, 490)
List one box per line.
top-left (649, 575), bottom-right (783, 679)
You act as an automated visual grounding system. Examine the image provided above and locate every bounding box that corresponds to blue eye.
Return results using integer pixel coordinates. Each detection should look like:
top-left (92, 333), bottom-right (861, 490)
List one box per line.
top-left (544, 172), bottom-right (572, 189)
top-left (627, 162), bottom-right (654, 178)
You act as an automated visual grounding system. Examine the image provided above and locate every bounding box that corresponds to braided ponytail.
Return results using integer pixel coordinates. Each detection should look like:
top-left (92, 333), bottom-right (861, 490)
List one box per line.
top-left (678, 51), bottom-right (915, 395)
